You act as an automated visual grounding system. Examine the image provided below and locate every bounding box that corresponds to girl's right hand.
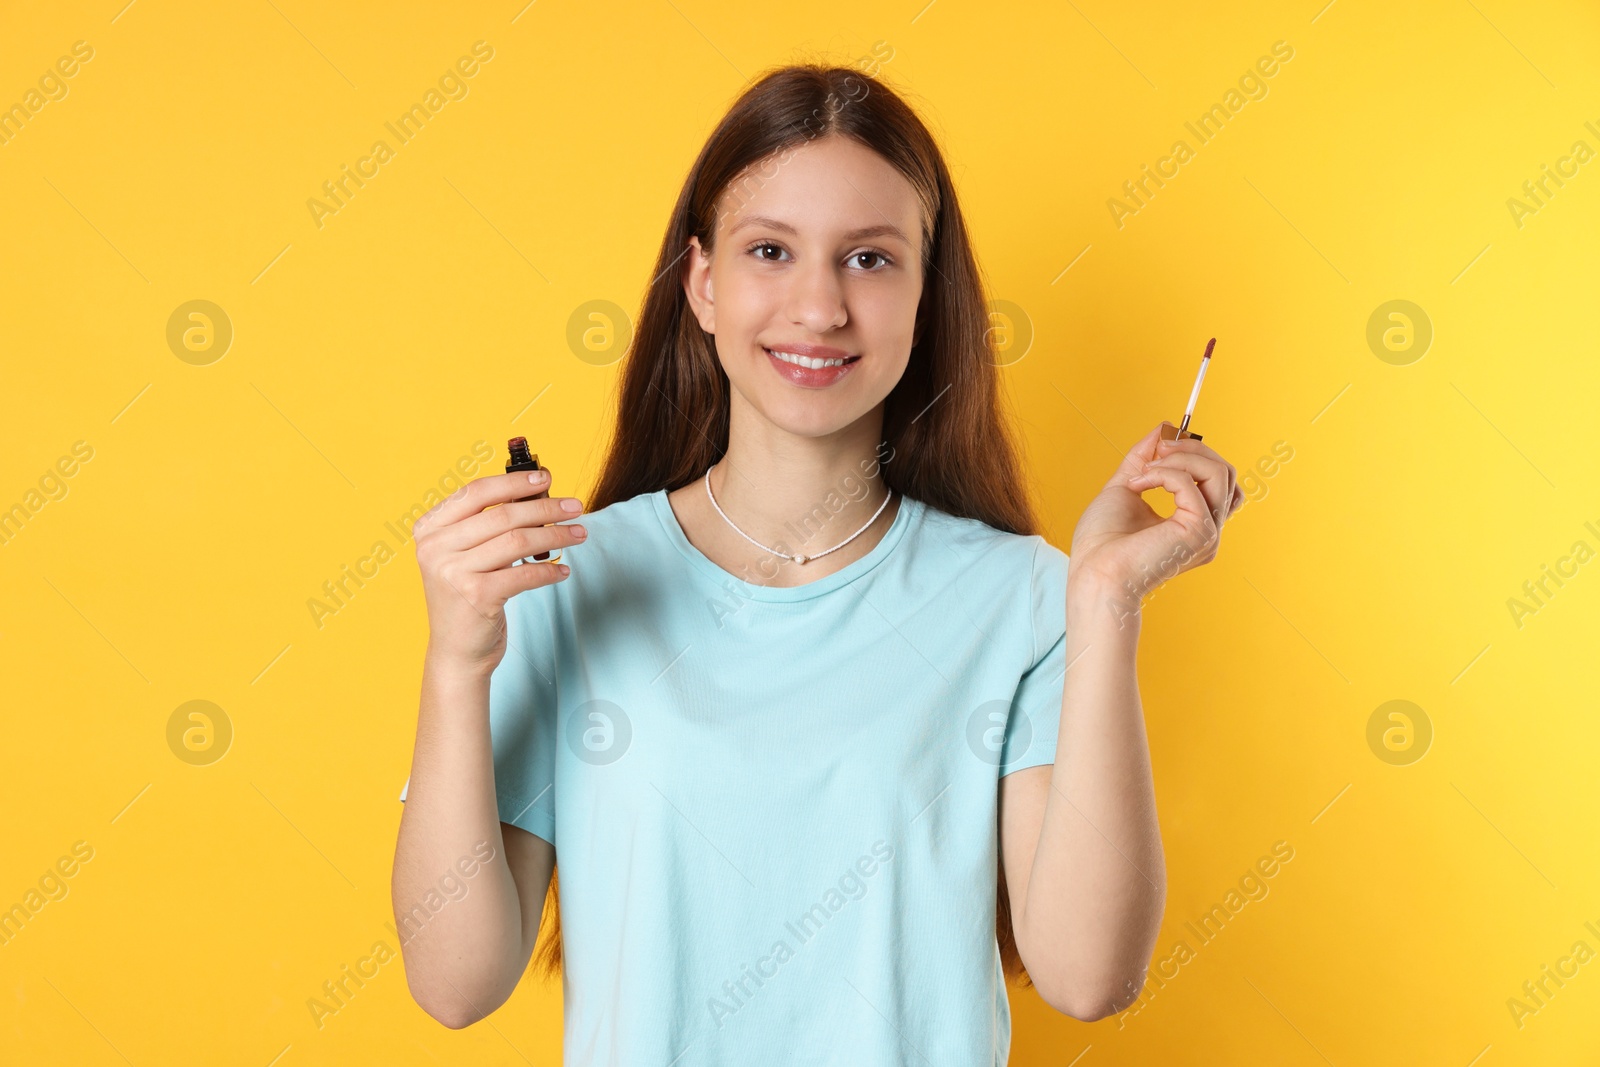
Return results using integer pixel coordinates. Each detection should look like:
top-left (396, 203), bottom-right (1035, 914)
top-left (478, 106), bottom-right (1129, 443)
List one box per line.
top-left (412, 468), bottom-right (586, 675)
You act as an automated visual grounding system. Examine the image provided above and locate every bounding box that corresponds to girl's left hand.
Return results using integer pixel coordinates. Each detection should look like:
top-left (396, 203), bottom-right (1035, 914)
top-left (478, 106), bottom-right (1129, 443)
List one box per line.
top-left (1068, 421), bottom-right (1246, 600)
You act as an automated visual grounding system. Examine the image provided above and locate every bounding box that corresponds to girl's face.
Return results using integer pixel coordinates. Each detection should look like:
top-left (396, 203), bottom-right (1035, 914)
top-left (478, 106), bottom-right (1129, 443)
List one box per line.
top-left (682, 134), bottom-right (926, 440)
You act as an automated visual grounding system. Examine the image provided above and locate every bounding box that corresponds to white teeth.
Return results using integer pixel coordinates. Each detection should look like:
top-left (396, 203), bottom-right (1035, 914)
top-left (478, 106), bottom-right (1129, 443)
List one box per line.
top-left (768, 348), bottom-right (848, 369)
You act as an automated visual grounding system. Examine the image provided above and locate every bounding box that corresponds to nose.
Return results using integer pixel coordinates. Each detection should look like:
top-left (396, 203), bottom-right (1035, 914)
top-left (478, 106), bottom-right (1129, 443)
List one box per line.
top-left (783, 257), bottom-right (847, 333)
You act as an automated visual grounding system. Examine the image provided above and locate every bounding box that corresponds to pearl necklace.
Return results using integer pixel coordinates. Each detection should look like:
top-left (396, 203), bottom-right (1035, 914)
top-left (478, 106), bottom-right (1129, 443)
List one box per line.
top-left (703, 465), bottom-right (894, 565)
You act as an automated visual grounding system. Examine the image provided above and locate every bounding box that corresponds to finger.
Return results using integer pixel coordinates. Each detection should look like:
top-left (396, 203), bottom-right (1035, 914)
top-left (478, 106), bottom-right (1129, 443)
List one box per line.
top-left (1153, 436), bottom-right (1225, 462)
top-left (1109, 422), bottom-right (1169, 484)
top-left (1228, 484), bottom-right (1245, 516)
top-left (1125, 464), bottom-right (1217, 548)
top-left (1155, 438), bottom-right (1236, 515)
top-left (431, 552), bottom-right (569, 628)
top-left (415, 469), bottom-right (557, 537)
top-left (424, 494), bottom-right (584, 554)
top-left (479, 555), bottom-right (570, 602)
top-left (1134, 451), bottom-right (1230, 525)
top-left (460, 521), bottom-right (588, 573)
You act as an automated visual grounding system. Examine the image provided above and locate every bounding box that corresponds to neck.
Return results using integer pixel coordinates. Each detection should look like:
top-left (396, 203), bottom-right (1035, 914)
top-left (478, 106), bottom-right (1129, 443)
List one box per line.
top-left (710, 403), bottom-right (892, 555)
top-left (666, 395), bottom-right (899, 586)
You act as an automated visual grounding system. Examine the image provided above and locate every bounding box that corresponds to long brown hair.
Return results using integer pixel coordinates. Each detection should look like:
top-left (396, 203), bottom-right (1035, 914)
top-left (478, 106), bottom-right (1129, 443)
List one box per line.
top-left (530, 63), bottom-right (1041, 989)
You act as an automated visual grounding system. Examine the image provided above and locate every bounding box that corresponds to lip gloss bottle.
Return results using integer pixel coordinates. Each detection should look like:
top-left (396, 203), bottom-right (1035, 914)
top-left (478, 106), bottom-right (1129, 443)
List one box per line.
top-left (506, 437), bottom-right (558, 564)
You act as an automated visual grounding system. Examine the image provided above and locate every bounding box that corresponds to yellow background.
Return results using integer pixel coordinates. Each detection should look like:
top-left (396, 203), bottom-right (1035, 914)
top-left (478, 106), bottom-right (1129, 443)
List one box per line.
top-left (3, 0), bottom-right (1598, 1062)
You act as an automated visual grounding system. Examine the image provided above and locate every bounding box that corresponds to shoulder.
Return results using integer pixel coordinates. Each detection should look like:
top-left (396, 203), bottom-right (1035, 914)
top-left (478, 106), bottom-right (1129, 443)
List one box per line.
top-left (571, 488), bottom-right (661, 535)
top-left (909, 498), bottom-right (1069, 656)
top-left (909, 497), bottom-right (1068, 583)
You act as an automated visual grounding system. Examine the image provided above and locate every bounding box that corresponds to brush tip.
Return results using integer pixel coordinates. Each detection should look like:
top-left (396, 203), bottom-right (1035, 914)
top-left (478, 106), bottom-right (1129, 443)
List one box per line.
top-left (1202, 337), bottom-right (1216, 359)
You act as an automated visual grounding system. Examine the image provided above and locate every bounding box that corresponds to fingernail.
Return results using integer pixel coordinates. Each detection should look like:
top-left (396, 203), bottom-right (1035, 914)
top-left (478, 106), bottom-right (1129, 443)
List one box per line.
top-left (561, 498), bottom-right (583, 513)
top-left (570, 525), bottom-right (587, 538)
top-left (529, 471), bottom-right (549, 484)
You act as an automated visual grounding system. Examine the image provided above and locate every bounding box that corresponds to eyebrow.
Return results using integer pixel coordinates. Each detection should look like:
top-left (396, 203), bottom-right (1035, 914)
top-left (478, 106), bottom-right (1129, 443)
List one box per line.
top-left (727, 214), bottom-right (912, 245)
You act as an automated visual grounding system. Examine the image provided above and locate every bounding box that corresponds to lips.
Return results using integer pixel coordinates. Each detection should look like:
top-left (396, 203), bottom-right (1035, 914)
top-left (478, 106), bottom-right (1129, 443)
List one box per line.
top-left (763, 345), bottom-right (860, 389)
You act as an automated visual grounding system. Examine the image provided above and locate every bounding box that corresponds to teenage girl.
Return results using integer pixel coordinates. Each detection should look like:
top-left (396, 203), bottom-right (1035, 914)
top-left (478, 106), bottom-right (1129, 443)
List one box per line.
top-left (393, 64), bottom-right (1244, 1064)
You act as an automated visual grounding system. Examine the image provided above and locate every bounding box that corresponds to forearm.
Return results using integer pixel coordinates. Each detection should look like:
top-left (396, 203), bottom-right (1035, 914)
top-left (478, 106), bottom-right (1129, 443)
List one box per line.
top-left (1019, 573), bottom-right (1166, 1017)
top-left (392, 653), bottom-right (529, 1026)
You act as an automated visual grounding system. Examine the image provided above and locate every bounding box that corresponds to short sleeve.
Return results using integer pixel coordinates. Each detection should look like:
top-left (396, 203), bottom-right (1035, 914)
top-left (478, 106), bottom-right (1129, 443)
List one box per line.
top-left (999, 538), bottom-right (1069, 777)
top-left (398, 583), bottom-right (561, 846)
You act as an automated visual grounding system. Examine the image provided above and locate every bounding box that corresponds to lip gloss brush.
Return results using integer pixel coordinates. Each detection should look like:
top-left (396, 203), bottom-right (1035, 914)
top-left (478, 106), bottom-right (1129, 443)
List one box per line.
top-left (1176, 337), bottom-right (1215, 438)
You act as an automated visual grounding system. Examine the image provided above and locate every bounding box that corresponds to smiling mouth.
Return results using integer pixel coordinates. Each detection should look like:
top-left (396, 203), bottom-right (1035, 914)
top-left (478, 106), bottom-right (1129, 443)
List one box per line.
top-left (764, 348), bottom-right (861, 369)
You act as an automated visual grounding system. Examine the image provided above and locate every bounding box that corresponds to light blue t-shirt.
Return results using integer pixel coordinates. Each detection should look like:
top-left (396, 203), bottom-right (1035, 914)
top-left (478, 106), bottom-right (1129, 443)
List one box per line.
top-left (400, 487), bottom-right (1069, 1064)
